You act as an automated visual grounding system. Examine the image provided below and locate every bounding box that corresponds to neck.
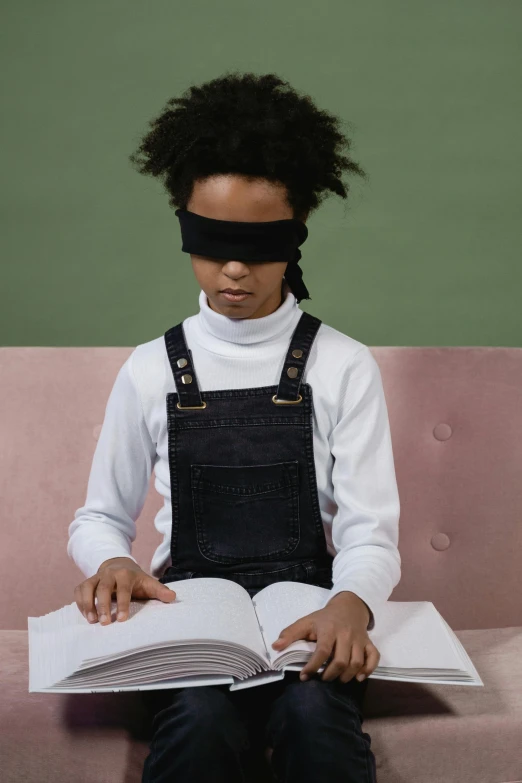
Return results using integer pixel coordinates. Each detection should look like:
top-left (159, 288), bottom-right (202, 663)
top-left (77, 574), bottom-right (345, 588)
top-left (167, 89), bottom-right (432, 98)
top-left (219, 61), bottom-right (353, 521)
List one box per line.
top-left (192, 287), bottom-right (301, 353)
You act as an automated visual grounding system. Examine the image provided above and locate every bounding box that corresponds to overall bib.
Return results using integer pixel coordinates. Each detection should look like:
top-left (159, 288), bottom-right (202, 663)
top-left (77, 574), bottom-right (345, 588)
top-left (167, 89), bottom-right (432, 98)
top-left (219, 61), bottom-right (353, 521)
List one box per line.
top-left (158, 309), bottom-right (335, 598)
top-left (142, 309), bottom-right (377, 783)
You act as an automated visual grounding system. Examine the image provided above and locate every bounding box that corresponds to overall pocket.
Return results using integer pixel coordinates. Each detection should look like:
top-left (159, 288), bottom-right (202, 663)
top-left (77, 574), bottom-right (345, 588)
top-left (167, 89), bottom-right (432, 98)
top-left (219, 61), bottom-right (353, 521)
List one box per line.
top-left (191, 461), bottom-right (300, 564)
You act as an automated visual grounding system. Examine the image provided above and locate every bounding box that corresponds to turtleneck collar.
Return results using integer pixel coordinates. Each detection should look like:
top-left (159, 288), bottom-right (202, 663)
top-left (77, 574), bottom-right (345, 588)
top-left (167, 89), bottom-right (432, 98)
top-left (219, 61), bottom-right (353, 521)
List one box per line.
top-left (193, 287), bottom-right (301, 349)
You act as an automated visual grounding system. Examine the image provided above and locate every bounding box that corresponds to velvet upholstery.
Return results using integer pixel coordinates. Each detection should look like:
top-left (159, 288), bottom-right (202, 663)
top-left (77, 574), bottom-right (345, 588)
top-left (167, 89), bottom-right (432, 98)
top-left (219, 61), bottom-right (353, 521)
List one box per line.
top-left (1, 346), bottom-right (521, 782)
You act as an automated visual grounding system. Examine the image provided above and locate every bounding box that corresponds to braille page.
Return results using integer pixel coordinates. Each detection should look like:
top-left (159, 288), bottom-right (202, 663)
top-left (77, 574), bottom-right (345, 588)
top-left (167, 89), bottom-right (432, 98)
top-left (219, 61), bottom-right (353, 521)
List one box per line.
top-left (88, 578), bottom-right (266, 663)
top-left (252, 581), bottom-right (331, 666)
top-left (253, 587), bottom-right (485, 686)
top-left (28, 578), bottom-right (270, 691)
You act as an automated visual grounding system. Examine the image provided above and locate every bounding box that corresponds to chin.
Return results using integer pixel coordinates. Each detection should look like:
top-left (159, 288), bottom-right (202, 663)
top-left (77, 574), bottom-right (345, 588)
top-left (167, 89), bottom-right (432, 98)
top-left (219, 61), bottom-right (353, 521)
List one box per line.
top-left (208, 295), bottom-right (253, 316)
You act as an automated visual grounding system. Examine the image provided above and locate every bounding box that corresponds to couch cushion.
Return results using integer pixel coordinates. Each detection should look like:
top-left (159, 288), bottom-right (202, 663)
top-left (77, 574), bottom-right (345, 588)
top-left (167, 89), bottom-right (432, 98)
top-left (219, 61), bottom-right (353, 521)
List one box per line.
top-left (362, 626), bottom-right (522, 782)
top-left (2, 347), bottom-right (522, 634)
top-left (2, 630), bottom-right (151, 783)
top-left (2, 626), bottom-right (521, 782)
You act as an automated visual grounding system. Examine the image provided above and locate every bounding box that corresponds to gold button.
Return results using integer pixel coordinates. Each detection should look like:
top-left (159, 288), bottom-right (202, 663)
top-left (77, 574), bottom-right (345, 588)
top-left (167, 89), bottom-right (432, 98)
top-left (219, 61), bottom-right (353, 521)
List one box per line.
top-left (292, 349), bottom-right (303, 358)
top-left (287, 367), bottom-right (298, 379)
top-left (181, 374), bottom-right (192, 384)
top-left (177, 358), bottom-right (188, 368)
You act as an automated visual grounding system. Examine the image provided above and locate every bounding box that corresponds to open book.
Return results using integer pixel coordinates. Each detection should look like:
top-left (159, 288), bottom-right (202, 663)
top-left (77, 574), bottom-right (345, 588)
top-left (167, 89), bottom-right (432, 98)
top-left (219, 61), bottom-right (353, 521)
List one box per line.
top-left (28, 578), bottom-right (483, 693)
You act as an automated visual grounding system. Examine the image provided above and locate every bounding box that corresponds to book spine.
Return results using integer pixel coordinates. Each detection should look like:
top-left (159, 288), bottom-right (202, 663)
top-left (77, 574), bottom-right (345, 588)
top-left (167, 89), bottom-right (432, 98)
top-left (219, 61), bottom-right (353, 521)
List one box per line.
top-left (253, 600), bottom-right (273, 666)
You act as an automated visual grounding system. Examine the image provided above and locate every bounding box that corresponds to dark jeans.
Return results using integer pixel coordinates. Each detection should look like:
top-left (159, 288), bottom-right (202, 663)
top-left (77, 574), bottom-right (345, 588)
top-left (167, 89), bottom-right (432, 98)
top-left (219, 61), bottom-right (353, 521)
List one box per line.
top-left (139, 670), bottom-right (376, 783)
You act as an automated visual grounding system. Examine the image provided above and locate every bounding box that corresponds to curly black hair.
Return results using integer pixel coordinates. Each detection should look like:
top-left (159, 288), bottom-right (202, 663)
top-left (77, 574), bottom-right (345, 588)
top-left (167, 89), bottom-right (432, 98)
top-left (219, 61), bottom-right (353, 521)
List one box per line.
top-left (129, 70), bottom-right (368, 221)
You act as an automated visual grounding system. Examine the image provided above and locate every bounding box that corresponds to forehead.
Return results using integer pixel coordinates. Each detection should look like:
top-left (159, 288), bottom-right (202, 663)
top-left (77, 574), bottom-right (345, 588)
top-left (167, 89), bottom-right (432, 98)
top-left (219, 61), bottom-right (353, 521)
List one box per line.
top-left (188, 175), bottom-right (292, 222)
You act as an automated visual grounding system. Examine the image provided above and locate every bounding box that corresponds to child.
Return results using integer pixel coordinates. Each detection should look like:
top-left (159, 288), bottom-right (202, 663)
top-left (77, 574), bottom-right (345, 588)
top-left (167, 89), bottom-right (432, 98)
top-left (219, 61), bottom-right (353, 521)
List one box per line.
top-left (69, 71), bottom-right (401, 783)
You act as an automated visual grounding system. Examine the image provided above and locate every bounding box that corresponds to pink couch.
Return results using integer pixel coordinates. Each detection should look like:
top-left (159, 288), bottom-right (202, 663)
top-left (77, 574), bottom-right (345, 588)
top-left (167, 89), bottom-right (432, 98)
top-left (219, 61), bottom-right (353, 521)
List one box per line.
top-left (1, 346), bottom-right (521, 783)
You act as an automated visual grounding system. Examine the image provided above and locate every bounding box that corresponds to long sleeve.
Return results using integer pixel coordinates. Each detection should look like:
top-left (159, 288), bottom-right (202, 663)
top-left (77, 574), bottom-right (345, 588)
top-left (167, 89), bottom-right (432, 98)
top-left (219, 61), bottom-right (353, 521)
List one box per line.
top-left (327, 345), bottom-right (401, 632)
top-left (67, 350), bottom-right (156, 579)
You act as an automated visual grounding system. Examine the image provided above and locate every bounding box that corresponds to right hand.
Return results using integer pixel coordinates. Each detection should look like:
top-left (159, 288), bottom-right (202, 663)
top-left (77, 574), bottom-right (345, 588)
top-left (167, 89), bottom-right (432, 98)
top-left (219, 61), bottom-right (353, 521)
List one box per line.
top-left (74, 557), bottom-right (177, 626)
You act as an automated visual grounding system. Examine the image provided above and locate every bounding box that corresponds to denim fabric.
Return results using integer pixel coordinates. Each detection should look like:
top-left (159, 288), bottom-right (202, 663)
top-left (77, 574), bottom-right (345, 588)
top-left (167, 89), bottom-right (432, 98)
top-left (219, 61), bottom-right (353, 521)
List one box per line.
top-left (140, 671), bottom-right (376, 783)
top-left (162, 310), bottom-right (335, 593)
top-left (139, 310), bottom-right (377, 781)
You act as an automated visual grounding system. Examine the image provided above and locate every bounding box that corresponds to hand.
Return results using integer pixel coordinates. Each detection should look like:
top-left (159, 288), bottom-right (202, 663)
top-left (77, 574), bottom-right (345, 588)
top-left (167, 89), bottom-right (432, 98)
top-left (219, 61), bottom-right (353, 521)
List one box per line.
top-left (73, 557), bottom-right (176, 626)
top-left (271, 591), bottom-right (380, 684)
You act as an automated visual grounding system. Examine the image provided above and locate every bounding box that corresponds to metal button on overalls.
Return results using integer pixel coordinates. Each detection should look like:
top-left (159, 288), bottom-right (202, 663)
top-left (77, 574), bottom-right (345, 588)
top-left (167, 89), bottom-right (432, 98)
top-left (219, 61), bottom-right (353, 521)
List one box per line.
top-left (158, 310), bottom-right (334, 598)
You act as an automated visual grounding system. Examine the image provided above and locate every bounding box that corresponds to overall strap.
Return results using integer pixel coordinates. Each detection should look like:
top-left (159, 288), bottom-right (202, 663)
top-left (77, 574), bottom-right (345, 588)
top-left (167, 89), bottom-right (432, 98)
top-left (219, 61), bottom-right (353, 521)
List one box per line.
top-left (274, 311), bottom-right (322, 404)
top-left (164, 323), bottom-right (205, 409)
top-left (164, 310), bottom-right (323, 410)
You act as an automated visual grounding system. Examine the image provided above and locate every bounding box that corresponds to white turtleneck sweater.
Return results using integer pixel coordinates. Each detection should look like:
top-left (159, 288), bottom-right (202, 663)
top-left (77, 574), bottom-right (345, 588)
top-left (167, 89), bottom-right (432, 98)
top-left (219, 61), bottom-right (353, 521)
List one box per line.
top-left (68, 289), bottom-right (401, 631)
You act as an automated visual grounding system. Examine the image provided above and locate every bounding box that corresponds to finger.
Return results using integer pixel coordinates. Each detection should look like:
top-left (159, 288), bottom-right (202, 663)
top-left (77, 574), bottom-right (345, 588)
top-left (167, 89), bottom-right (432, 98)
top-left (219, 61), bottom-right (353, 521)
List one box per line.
top-left (95, 574), bottom-right (116, 625)
top-left (151, 579), bottom-right (177, 602)
top-left (272, 618), bottom-right (312, 651)
top-left (299, 636), bottom-right (335, 680)
top-left (76, 578), bottom-right (100, 623)
top-left (334, 641), bottom-right (365, 683)
top-left (355, 642), bottom-right (380, 682)
top-left (132, 575), bottom-right (177, 602)
top-left (322, 635), bottom-right (361, 682)
top-left (114, 573), bottom-right (133, 622)
top-left (74, 583), bottom-right (87, 619)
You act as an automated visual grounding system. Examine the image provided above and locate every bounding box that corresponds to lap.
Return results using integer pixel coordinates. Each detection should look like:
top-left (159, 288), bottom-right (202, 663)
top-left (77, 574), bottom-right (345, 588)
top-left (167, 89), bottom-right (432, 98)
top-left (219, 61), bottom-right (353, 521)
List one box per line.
top-left (140, 670), bottom-right (369, 741)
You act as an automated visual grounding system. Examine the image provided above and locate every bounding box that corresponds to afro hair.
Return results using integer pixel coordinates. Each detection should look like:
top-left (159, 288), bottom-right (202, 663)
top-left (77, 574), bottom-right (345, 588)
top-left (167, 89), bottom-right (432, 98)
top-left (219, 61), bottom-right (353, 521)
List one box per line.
top-left (129, 70), bottom-right (368, 221)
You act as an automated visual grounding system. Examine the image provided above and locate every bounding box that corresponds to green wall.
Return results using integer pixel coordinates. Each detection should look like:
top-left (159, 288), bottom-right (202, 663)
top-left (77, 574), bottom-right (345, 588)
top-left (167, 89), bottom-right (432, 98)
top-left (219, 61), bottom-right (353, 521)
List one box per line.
top-left (2, 1), bottom-right (521, 347)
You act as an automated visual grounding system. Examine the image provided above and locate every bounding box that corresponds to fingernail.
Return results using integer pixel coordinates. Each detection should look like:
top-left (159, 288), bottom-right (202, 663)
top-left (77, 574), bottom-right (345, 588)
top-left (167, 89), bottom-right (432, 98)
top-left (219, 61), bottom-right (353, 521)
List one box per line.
top-left (356, 674), bottom-right (366, 681)
top-left (117, 611), bottom-right (125, 621)
top-left (99, 614), bottom-right (107, 623)
top-left (300, 673), bottom-right (308, 681)
top-left (87, 612), bottom-right (96, 622)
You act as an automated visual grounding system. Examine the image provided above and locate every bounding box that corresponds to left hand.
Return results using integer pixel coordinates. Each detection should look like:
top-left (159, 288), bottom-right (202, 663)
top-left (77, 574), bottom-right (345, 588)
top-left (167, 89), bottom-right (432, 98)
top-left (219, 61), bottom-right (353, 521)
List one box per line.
top-left (271, 591), bottom-right (380, 684)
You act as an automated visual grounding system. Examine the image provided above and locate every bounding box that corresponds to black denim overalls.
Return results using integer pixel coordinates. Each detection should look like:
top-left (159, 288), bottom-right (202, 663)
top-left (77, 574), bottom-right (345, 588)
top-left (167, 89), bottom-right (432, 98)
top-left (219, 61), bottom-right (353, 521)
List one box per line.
top-left (158, 309), bottom-right (335, 598)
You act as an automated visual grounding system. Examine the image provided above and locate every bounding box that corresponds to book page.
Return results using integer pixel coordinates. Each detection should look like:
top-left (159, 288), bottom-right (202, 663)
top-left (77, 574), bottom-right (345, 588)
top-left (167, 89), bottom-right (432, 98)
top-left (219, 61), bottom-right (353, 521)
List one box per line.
top-left (31, 578), bottom-right (270, 676)
top-left (85, 577), bottom-right (270, 662)
top-left (253, 585), bottom-right (478, 680)
top-left (252, 581), bottom-right (331, 665)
